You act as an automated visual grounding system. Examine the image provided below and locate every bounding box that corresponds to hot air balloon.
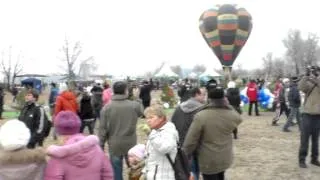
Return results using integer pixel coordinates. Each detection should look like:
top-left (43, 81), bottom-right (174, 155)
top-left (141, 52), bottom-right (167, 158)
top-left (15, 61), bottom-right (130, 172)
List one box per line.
top-left (199, 4), bottom-right (252, 81)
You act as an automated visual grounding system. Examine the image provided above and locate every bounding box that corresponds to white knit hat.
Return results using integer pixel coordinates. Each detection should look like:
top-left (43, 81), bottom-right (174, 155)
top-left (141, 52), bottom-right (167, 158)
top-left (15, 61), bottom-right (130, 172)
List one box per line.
top-left (128, 144), bottom-right (146, 159)
top-left (0, 120), bottom-right (31, 151)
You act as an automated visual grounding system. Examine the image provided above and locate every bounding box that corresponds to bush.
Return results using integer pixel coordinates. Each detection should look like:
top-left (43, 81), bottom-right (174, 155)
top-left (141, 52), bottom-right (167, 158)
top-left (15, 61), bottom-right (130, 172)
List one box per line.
top-left (14, 88), bottom-right (28, 110)
top-left (160, 84), bottom-right (177, 108)
top-left (13, 88), bottom-right (45, 110)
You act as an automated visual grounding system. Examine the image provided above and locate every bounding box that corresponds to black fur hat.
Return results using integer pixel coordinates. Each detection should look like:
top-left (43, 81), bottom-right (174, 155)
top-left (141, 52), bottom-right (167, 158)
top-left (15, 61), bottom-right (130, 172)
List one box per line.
top-left (206, 79), bottom-right (217, 90)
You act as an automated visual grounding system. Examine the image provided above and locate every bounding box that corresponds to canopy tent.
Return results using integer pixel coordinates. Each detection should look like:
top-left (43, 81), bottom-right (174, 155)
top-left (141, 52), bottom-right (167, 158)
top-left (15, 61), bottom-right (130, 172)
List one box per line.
top-left (21, 78), bottom-right (42, 93)
top-left (154, 63), bottom-right (178, 77)
top-left (199, 68), bottom-right (221, 77)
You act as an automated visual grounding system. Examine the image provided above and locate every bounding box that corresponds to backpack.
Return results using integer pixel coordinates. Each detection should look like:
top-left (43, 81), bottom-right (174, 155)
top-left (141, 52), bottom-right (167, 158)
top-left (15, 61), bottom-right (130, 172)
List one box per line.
top-left (166, 143), bottom-right (190, 180)
top-left (37, 105), bottom-right (52, 138)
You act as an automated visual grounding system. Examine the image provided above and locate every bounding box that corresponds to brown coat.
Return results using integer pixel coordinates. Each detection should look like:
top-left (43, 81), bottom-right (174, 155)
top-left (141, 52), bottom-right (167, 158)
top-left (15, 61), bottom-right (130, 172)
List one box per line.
top-left (298, 76), bottom-right (320, 115)
top-left (128, 160), bottom-right (145, 180)
top-left (0, 148), bottom-right (46, 180)
top-left (183, 100), bottom-right (242, 174)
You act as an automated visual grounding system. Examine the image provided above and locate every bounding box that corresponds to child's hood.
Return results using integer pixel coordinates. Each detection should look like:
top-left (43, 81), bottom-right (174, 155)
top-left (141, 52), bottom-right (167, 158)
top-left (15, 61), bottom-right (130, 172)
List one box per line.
top-left (47, 135), bottom-right (101, 168)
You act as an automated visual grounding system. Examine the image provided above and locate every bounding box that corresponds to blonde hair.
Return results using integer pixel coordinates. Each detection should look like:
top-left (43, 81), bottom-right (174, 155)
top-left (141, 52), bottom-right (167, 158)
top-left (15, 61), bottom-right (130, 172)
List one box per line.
top-left (144, 105), bottom-right (166, 118)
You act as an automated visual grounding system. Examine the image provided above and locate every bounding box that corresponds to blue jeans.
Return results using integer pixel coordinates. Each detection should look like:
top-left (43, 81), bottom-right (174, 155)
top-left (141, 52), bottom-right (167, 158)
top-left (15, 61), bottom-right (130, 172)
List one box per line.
top-left (109, 152), bottom-right (130, 180)
top-left (191, 155), bottom-right (200, 180)
top-left (109, 153), bottom-right (124, 180)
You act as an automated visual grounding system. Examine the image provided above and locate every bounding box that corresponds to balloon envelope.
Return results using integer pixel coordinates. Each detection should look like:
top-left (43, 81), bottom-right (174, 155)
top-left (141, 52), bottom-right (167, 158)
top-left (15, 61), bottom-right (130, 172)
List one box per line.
top-left (199, 4), bottom-right (252, 67)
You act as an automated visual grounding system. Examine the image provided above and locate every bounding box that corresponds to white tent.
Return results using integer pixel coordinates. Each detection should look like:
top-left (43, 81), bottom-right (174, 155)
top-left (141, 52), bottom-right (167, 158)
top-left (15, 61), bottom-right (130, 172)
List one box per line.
top-left (154, 63), bottom-right (178, 77)
top-left (199, 68), bottom-right (221, 77)
top-left (188, 72), bottom-right (198, 79)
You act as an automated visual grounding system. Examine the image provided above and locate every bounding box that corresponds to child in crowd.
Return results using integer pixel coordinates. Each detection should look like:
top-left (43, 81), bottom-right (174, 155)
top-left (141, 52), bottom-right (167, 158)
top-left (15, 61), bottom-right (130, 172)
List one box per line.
top-left (44, 111), bottom-right (113, 180)
top-left (79, 91), bottom-right (95, 134)
top-left (128, 144), bottom-right (146, 180)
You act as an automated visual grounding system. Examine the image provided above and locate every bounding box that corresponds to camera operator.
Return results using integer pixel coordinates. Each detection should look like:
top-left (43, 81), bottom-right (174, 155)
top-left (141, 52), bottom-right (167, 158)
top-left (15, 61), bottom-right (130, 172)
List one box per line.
top-left (298, 66), bottom-right (320, 168)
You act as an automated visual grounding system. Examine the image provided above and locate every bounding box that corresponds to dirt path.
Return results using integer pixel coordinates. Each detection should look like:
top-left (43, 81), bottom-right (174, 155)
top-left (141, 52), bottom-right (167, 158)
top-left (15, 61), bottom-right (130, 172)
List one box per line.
top-left (228, 112), bottom-right (320, 180)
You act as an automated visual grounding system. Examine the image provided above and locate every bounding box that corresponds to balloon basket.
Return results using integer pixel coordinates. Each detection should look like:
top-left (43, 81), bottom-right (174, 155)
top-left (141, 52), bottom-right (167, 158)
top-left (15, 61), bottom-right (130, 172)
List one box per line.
top-left (222, 66), bottom-right (232, 87)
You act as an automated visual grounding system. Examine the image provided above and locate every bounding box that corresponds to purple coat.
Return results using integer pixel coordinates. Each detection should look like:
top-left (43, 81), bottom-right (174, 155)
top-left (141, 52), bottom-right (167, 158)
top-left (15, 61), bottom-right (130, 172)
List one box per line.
top-left (44, 134), bottom-right (113, 180)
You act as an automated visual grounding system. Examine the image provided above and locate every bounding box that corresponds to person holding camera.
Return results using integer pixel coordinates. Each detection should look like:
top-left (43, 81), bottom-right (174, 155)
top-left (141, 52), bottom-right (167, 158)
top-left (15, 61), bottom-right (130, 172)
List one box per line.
top-left (298, 66), bottom-right (320, 168)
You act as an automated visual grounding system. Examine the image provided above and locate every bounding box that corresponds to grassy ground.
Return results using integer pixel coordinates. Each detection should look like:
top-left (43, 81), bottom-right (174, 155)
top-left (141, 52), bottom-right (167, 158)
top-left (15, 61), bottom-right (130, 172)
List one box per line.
top-left (2, 111), bottom-right (19, 119)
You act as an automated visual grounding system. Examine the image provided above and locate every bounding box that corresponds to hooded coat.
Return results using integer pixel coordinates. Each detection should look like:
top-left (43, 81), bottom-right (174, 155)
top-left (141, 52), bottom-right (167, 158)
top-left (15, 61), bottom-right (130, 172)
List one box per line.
top-left (171, 98), bottom-right (204, 145)
top-left (54, 91), bottom-right (78, 116)
top-left (0, 148), bottom-right (46, 180)
top-left (183, 100), bottom-right (242, 174)
top-left (44, 134), bottom-right (113, 180)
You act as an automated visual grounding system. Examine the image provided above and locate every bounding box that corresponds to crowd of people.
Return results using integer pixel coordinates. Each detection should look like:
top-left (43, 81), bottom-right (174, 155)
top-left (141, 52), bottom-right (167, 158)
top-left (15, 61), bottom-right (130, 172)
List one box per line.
top-left (0, 76), bottom-right (244, 180)
top-left (0, 65), bottom-right (318, 179)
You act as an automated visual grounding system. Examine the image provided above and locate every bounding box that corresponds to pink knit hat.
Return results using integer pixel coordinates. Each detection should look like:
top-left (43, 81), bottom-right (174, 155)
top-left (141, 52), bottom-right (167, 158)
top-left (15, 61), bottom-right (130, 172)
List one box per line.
top-left (54, 111), bottom-right (81, 135)
top-left (128, 144), bottom-right (146, 159)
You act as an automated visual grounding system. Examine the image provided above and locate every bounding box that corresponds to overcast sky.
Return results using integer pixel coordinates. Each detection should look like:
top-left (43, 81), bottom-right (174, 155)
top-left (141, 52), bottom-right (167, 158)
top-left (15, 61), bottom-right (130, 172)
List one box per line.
top-left (0, 0), bottom-right (318, 76)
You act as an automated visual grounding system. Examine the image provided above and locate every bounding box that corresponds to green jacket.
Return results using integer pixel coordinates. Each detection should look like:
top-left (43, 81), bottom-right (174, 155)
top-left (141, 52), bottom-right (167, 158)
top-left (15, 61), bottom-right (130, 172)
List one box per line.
top-left (99, 95), bottom-right (144, 156)
top-left (183, 99), bottom-right (242, 174)
top-left (298, 76), bottom-right (320, 115)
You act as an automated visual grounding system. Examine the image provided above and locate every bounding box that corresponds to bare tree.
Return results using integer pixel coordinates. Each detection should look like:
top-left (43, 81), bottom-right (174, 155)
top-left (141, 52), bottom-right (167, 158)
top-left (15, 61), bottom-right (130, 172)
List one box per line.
top-left (11, 53), bottom-right (23, 86)
top-left (251, 68), bottom-right (265, 79)
top-left (272, 58), bottom-right (286, 78)
top-left (1, 47), bottom-right (23, 90)
top-left (283, 30), bottom-right (304, 75)
top-left (153, 61), bottom-right (165, 76)
top-left (59, 38), bottom-right (90, 81)
top-left (232, 63), bottom-right (248, 79)
top-left (303, 33), bottom-right (319, 67)
top-left (192, 64), bottom-right (206, 75)
top-left (170, 65), bottom-right (182, 77)
top-left (262, 52), bottom-right (274, 80)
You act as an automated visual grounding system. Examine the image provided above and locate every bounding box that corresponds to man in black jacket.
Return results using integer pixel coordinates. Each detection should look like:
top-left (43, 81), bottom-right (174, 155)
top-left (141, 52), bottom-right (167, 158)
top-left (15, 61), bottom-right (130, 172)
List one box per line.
top-left (283, 77), bottom-right (301, 132)
top-left (18, 89), bottom-right (47, 148)
top-left (139, 81), bottom-right (152, 109)
top-left (226, 81), bottom-right (241, 139)
top-left (178, 78), bottom-right (192, 103)
top-left (90, 83), bottom-right (103, 120)
top-left (171, 87), bottom-right (206, 180)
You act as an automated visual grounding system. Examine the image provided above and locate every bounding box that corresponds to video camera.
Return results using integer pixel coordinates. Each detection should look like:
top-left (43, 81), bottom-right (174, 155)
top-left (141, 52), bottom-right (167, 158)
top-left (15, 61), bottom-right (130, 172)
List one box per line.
top-left (306, 65), bottom-right (320, 77)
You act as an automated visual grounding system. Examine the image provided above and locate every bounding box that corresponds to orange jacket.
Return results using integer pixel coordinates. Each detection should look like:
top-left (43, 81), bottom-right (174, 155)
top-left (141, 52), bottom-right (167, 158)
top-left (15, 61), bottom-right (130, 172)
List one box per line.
top-left (54, 91), bottom-right (78, 116)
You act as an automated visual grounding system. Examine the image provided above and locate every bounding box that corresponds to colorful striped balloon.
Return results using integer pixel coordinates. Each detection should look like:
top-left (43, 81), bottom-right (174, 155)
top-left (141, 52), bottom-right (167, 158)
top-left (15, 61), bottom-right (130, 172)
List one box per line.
top-left (199, 4), bottom-right (252, 67)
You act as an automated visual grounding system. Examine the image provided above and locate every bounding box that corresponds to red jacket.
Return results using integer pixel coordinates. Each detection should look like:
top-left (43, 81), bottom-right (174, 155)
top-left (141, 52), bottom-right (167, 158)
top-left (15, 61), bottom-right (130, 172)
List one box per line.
top-left (54, 91), bottom-right (78, 116)
top-left (246, 82), bottom-right (258, 101)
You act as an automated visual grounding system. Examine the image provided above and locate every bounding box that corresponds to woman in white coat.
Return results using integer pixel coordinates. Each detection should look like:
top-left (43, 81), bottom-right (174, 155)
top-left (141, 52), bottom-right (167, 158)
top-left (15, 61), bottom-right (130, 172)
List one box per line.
top-left (143, 105), bottom-right (179, 180)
